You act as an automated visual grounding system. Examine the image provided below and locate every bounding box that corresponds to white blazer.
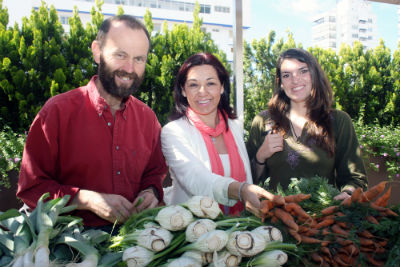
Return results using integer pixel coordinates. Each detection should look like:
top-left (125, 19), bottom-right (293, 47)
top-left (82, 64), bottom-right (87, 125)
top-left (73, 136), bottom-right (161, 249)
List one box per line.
top-left (161, 116), bottom-right (253, 206)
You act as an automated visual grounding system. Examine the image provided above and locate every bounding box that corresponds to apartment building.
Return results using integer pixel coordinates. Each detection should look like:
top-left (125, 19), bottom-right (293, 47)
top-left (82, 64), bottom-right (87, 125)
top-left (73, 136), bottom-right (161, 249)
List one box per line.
top-left (3, 0), bottom-right (251, 62)
top-left (312, 0), bottom-right (378, 51)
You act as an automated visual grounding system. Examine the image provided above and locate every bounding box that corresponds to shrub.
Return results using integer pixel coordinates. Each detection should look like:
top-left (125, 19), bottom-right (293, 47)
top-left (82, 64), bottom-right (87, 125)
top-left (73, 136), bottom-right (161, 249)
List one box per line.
top-left (354, 120), bottom-right (400, 179)
top-left (0, 125), bottom-right (26, 188)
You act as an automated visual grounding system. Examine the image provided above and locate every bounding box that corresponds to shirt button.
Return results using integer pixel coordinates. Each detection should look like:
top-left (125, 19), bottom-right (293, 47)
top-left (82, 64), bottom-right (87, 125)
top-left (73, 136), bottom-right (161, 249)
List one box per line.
top-left (117, 171), bottom-right (121, 175)
top-left (116, 146), bottom-right (119, 150)
top-left (107, 122), bottom-right (112, 126)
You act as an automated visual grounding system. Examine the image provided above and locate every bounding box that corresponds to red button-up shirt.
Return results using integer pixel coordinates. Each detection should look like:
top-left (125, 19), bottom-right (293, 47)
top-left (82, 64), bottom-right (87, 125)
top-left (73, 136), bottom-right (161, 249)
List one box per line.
top-left (17, 76), bottom-right (167, 226)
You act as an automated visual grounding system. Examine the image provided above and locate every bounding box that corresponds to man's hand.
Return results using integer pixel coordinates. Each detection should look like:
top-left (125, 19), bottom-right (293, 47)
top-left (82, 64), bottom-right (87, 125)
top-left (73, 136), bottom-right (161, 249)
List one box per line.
top-left (71, 189), bottom-right (134, 223)
top-left (133, 187), bottom-right (159, 213)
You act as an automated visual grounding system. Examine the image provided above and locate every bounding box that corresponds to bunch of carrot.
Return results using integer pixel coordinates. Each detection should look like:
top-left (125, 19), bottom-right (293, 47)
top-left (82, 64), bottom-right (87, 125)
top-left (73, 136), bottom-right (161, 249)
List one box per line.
top-left (259, 181), bottom-right (398, 267)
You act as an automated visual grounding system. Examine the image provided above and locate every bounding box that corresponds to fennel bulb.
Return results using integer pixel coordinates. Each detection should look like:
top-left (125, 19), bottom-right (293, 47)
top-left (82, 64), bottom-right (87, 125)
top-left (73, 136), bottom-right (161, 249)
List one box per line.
top-left (155, 205), bottom-right (194, 231)
top-left (186, 196), bottom-right (221, 219)
top-left (185, 219), bottom-right (217, 242)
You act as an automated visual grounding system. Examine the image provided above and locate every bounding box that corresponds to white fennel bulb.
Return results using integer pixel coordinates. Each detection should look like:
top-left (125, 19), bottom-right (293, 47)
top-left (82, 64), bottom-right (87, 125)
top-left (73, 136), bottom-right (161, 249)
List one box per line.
top-left (181, 251), bottom-right (204, 265)
top-left (209, 250), bottom-right (242, 267)
top-left (155, 205), bottom-right (194, 231)
top-left (166, 256), bottom-right (202, 267)
top-left (226, 231), bottom-right (266, 257)
top-left (251, 250), bottom-right (288, 267)
top-left (186, 196), bottom-right (221, 219)
top-left (186, 219), bottom-right (217, 242)
top-left (123, 246), bottom-right (154, 267)
top-left (137, 227), bottom-right (173, 252)
top-left (191, 230), bottom-right (228, 253)
top-left (251, 226), bottom-right (283, 242)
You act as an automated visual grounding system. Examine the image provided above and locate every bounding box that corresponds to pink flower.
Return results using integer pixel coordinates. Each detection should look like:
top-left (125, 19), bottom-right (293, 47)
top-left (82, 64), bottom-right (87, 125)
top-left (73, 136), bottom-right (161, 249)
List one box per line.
top-left (397, 174), bottom-right (400, 178)
top-left (380, 135), bottom-right (385, 138)
top-left (376, 164), bottom-right (380, 169)
top-left (383, 153), bottom-right (388, 157)
top-left (14, 157), bottom-right (21, 163)
top-left (361, 135), bottom-right (365, 138)
top-left (360, 145), bottom-right (364, 149)
top-left (397, 152), bottom-right (400, 157)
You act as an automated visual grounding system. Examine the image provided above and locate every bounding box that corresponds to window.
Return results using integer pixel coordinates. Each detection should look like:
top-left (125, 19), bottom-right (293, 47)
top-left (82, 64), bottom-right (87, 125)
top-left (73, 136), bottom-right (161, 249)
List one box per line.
top-left (200, 4), bottom-right (211, 14)
top-left (313, 17), bottom-right (324, 25)
top-left (329, 16), bottom-right (336, 23)
top-left (59, 15), bottom-right (69, 25)
top-left (215, 6), bottom-right (230, 13)
top-left (352, 34), bottom-right (358, 38)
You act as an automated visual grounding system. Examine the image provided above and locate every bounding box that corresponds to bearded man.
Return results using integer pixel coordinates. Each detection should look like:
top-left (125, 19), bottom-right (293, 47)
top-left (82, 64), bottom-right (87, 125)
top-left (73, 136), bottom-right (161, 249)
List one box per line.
top-left (17, 15), bottom-right (167, 229)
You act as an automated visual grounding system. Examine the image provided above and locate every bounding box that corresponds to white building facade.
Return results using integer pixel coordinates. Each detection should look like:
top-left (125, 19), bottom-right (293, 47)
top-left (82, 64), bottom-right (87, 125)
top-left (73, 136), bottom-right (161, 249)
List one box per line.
top-left (3, 0), bottom-right (251, 62)
top-left (312, 0), bottom-right (378, 51)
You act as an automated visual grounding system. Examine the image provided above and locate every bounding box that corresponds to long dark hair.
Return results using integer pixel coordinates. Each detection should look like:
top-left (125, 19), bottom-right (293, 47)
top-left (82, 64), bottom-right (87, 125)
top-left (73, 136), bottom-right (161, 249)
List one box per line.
top-left (169, 52), bottom-right (237, 129)
top-left (269, 48), bottom-right (335, 156)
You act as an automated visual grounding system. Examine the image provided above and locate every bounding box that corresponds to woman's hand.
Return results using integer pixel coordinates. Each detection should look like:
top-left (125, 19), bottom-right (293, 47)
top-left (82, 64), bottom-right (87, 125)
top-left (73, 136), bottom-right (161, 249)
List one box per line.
top-left (333, 191), bottom-right (351, 201)
top-left (256, 131), bottom-right (284, 163)
top-left (240, 183), bottom-right (277, 218)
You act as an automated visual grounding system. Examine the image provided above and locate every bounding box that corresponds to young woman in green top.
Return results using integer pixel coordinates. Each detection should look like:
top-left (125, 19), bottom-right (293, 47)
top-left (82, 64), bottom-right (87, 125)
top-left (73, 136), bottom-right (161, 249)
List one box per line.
top-left (246, 48), bottom-right (367, 201)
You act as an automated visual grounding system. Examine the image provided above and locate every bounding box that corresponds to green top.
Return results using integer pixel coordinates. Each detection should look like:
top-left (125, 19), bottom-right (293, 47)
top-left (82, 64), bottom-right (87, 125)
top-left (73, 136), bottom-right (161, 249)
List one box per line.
top-left (246, 109), bottom-right (367, 191)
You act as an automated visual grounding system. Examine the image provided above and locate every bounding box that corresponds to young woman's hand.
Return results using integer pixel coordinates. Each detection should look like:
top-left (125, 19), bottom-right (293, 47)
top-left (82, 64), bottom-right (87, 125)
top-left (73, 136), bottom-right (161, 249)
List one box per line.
top-left (256, 131), bottom-right (284, 163)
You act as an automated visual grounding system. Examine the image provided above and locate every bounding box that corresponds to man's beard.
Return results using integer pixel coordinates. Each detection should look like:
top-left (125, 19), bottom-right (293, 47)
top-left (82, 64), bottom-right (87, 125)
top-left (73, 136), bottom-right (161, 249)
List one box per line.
top-left (98, 55), bottom-right (144, 99)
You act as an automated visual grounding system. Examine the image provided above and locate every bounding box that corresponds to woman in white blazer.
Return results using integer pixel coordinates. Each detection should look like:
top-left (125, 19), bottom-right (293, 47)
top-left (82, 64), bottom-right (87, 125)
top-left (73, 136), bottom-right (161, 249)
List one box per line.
top-left (161, 52), bottom-right (275, 217)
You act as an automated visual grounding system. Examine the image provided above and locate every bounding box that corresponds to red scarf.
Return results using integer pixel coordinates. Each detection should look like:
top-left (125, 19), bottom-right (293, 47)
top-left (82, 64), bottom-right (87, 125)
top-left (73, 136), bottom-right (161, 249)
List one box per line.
top-left (187, 108), bottom-right (246, 215)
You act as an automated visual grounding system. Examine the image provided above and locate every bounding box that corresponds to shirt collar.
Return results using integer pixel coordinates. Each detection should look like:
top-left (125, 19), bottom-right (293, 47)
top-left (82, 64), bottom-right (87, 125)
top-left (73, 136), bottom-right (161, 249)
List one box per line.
top-left (87, 75), bottom-right (135, 117)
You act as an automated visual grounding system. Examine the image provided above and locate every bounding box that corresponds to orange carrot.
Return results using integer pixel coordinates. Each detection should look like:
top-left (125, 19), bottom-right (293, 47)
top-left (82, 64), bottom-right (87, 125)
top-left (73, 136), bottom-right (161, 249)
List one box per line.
top-left (320, 247), bottom-right (332, 258)
top-left (271, 215), bottom-right (279, 224)
top-left (359, 237), bottom-right (374, 246)
top-left (351, 187), bottom-right (363, 203)
top-left (342, 244), bottom-right (359, 256)
top-left (314, 217), bottom-right (335, 229)
top-left (288, 229), bottom-right (302, 244)
top-left (321, 205), bottom-right (338, 216)
top-left (260, 199), bottom-right (274, 214)
top-left (272, 194), bottom-right (285, 206)
top-left (360, 246), bottom-right (375, 252)
top-left (284, 202), bottom-right (311, 219)
top-left (341, 196), bottom-right (352, 207)
top-left (366, 215), bottom-right (380, 225)
top-left (273, 207), bottom-right (299, 231)
top-left (284, 193), bottom-right (311, 203)
top-left (336, 221), bottom-right (348, 229)
top-left (299, 235), bottom-right (325, 244)
top-left (336, 237), bottom-right (354, 246)
top-left (383, 208), bottom-right (399, 217)
top-left (374, 186), bottom-right (392, 207)
top-left (378, 240), bottom-right (388, 247)
top-left (357, 229), bottom-right (373, 239)
top-left (366, 254), bottom-right (385, 267)
top-left (331, 224), bottom-right (349, 237)
top-left (310, 252), bottom-right (324, 265)
top-left (361, 181), bottom-right (387, 202)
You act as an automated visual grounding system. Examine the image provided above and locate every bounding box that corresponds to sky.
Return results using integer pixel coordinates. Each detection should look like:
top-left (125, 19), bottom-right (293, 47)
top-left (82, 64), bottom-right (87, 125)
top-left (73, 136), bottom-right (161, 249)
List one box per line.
top-left (244, 0), bottom-right (399, 52)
